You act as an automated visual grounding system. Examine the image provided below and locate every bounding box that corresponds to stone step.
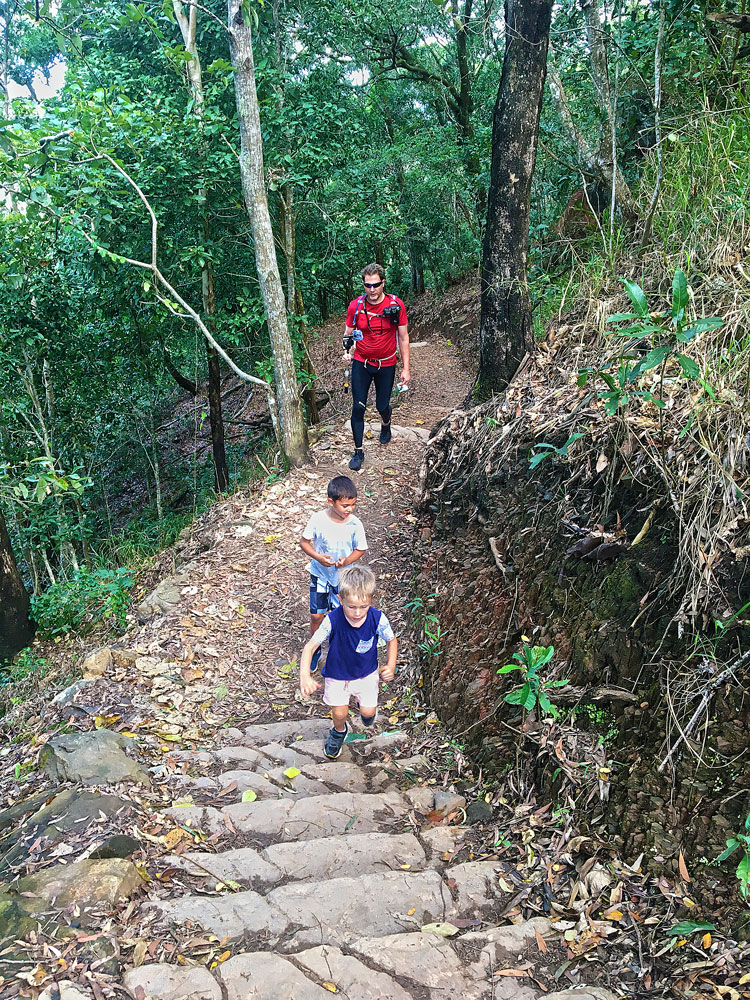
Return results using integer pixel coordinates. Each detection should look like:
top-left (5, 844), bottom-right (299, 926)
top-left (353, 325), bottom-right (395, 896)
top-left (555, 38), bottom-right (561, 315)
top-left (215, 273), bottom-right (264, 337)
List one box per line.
top-left (221, 790), bottom-right (409, 840)
top-left (296, 945), bottom-right (412, 1000)
top-left (262, 831), bottom-right (426, 881)
top-left (152, 869), bottom-right (453, 947)
top-left (161, 846), bottom-right (282, 887)
top-left (218, 952), bottom-right (334, 1000)
top-left (243, 718), bottom-right (332, 744)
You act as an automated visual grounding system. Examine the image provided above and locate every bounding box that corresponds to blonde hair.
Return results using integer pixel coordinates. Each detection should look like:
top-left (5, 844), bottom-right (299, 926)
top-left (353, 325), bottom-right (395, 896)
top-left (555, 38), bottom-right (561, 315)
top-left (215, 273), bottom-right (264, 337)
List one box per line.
top-left (338, 564), bottom-right (376, 602)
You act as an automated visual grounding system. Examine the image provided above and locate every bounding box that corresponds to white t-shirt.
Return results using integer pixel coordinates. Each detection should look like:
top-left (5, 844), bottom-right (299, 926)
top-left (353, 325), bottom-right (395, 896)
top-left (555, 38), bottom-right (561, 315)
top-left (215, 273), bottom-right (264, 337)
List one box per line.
top-left (302, 510), bottom-right (368, 588)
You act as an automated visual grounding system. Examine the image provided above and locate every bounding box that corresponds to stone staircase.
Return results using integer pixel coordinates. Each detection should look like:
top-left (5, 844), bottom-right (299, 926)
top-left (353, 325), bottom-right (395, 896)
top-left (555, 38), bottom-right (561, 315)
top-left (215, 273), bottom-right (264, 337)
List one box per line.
top-left (123, 717), bottom-right (611, 1000)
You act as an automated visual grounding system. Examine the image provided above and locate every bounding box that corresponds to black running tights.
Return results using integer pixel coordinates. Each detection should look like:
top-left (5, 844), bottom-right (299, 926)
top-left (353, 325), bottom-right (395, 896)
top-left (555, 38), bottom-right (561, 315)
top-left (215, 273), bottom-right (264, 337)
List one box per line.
top-left (350, 359), bottom-right (394, 448)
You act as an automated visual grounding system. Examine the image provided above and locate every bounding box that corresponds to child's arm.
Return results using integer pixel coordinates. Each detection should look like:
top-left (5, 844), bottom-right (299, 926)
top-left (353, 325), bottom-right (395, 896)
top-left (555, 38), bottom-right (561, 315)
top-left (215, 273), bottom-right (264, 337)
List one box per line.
top-left (299, 637), bottom-right (323, 696)
top-left (300, 535), bottom-right (335, 567)
top-left (380, 636), bottom-right (398, 682)
top-left (335, 547), bottom-right (367, 568)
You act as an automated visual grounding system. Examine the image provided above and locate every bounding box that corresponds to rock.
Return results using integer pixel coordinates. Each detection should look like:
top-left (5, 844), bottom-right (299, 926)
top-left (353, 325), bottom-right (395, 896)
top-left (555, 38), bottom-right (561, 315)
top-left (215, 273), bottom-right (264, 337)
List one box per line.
top-left (151, 889), bottom-right (287, 941)
top-left (445, 860), bottom-right (502, 912)
top-left (294, 761), bottom-right (370, 792)
top-left (296, 945), bottom-right (412, 999)
top-left (255, 742), bottom-right (319, 768)
top-left (263, 766), bottom-right (330, 797)
top-left (218, 953), bottom-right (330, 1000)
top-left (110, 647), bottom-right (144, 669)
top-left (466, 800), bottom-right (494, 825)
top-left (0, 787), bottom-right (65, 834)
top-left (420, 825), bottom-right (468, 857)
top-left (461, 916), bottom-right (556, 963)
top-left (405, 785), bottom-right (435, 812)
top-left (350, 931), bottom-right (477, 996)
top-left (89, 834), bottom-right (142, 859)
top-left (262, 832), bottom-right (426, 881)
top-left (81, 646), bottom-right (112, 679)
top-left (40, 982), bottom-right (93, 1000)
top-left (52, 679), bottom-right (92, 706)
top-left (216, 770), bottom-right (290, 798)
top-left (123, 963), bottom-right (221, 1000)
top-left (0, 891), bottom-right (45, 944)
top-left (434, 790), bottom-right (467, 815)
top-left (244, 718), bottom-right (332, 744)
top-left (39, 730), bottom-right (151, 786)
top-left (136, 571), bottom-right (190, 622)
top-left (215, 746), bottom-right (266, 767)
top-left (162, 848), bottom-right (281, 886)
top-left (268, 870), bottom-right (451, 949)
top-left (16, 858), bottom-right (142, 911)
top-left (221, 727), bottom-right (245, 742)
top-left (223, 791), bottom-right (408, 840)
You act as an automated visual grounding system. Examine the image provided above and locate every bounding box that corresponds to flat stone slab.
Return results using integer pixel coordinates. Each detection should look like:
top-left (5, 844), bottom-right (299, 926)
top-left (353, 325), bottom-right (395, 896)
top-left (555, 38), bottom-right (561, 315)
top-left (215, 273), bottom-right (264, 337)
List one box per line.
top-left (151, 888), bottom-right (287, 940)
top-left (216, 769), bottom-right (292, 798)
top-left (268, 870), bottom-right (451, 949)
top-left (350, 931), bottom-right (476, 995)
top-left (300, 761), bottom-right (371, 791)
top-left (123, 964), bottom-right (221, 1000)
top-left (244, 719), bottom-right (332, 744)
top-left (218, 953), bottom-right (331, 1000)
top-left (162, 848), bottom-right (281, 885)
top-left (264, 766), bottom-right (330, 797)
top-left (547, 992), bottom-right (617, 1000)
top-left (215, 746), bottom-right (266, 767)
top-left (39, 731), bottom-right (150, 786)
top-left (297, 945), bottom-right (412, 999)
top-left (261, 832), bottom-right (426, 881)
top-left (164, 805), bottom-right (225, 836)
top-left (421, 825), bottom-right (469, 858)
top-left (291, 739), bottom-right (329, 760)
top-left (462, 917), bottom-right (556, 964)
top-left (256, 742), bottom-right (320, 767)
top-left (224, 791), bottom-right (408, 840)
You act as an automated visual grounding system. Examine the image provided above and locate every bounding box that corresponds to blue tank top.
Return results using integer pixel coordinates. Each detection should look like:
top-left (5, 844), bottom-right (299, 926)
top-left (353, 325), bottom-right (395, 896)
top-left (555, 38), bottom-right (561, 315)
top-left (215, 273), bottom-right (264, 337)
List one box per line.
top-left (323, 606), bottom-right (381, 681)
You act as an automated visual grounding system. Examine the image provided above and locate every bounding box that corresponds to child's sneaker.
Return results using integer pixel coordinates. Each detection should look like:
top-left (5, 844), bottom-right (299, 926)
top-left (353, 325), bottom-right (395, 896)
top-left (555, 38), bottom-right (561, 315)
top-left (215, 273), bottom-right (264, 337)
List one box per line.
top-left (324, 724), bottom-right (348, 759)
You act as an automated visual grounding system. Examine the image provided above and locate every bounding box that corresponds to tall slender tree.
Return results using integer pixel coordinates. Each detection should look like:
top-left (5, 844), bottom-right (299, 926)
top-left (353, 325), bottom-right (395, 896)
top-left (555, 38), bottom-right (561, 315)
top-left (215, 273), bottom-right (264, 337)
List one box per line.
top-left (227, 0), bottom-right (308, 465)
top-left (474, 0), bottom-right (553, 398)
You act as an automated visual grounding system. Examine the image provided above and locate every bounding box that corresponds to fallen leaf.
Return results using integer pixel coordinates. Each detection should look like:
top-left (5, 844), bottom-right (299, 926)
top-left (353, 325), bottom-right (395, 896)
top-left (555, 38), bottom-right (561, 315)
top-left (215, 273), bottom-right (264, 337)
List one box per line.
top-left (241, 789), bottom-right (257, 802)
top-left (162, 828), bottom-right (185, 850)
top-left (596, 453), bottom-right (609, 473)
top-left (283, 767), bottom-right (301, 780)
top-left (494, 969), bottom-right (529, 978)
top-left (535, 927), bottom-right (548, 953)
top-left (678, 850), bottom-right (691, 882)
top-left (218, 950), bottom-right (231, 963)
top-left (322, 984), bottom-right (338, 993)
top-left (132, 939), bottom-right (148, 968)
top-left (421, 922), bottom-right (459, 937)
top-left (702, 932), bottom-right (711, 948)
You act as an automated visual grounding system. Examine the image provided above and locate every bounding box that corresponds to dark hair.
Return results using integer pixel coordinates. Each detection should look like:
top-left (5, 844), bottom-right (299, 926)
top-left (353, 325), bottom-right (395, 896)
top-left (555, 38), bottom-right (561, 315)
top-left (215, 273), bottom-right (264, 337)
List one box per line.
top-left (328, 475), bottom-right (358, 501)
top-left (361, 262), bottom-right (385, 282)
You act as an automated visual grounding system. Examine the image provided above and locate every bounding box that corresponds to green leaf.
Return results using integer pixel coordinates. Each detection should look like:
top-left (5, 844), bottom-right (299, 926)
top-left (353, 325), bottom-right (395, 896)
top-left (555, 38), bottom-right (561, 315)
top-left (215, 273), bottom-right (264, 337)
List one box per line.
top-left (675, 317), bottom-right (723, 342)
top-left (668, 921), bottom-right (716, 936)
top-left (283, 767), bottom-right (301, 779)
top-left (676, 354), bottom-right (699, 379)
top-left (736, 854), bottom-right (750, 897)
top-left (497, 663), bottom-right (522, 674)
top-left (504, 689), bottom-right (524, 705)
top-left (344, 732), bottom-right (367, 742)
top-left (622, 278), bottom-right (649, 318)
top-left (717, 838), bottom-right (740, 862)
top-left (672, 269), bottom-right (689, 320)
top-left (520, 682), bottom-right (536, 711)
top-left (241, 789), bottom-right (257, 802)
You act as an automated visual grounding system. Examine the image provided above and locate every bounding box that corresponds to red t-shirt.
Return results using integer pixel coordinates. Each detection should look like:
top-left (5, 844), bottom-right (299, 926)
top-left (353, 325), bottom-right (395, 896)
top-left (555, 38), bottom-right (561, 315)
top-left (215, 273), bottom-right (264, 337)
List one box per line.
top-left (346, 294), bottom-right (407, 367)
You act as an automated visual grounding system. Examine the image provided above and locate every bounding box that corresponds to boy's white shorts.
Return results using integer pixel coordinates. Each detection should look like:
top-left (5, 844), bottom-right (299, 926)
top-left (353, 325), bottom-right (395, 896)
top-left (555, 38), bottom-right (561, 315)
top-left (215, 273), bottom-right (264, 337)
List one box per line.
top-left (323, 670), bottom-right (379, 708)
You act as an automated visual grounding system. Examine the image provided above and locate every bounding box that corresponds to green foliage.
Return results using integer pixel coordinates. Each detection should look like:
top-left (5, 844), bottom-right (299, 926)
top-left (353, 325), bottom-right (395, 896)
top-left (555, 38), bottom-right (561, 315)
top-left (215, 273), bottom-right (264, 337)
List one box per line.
top-left (529, 432), bottom-right (586, 470)
top-left (405, 594), bottom-right (444, 657)
top-left (716, 813), bottom-right (750, 901)
top-left (577, 270), bottom-right (722, 416)
top-left (0, 649), bottom-right (48, 687)
top-left (31, 567), bottom-right (135, 638)
top-left (498, 643), bottom-right (568, 718)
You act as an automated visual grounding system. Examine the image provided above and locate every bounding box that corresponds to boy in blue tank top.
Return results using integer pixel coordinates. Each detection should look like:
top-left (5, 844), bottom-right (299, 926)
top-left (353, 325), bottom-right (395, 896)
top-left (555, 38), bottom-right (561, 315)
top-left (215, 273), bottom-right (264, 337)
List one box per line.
top-left (299, 564), bottom-right (397, 759)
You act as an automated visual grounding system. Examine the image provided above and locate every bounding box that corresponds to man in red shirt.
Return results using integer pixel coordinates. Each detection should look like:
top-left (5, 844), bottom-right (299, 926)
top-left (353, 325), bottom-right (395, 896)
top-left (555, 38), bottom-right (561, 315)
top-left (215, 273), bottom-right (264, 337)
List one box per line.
top-left (342, 263), bottom-right (411, 471)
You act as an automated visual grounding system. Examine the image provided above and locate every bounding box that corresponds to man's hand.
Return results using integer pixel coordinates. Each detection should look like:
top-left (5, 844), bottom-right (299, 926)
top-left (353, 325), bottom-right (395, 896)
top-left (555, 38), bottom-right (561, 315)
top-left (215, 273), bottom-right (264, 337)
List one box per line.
top-left (300, 672), bottom-right (321, 697)
top-left (399, 367), bottom-right (410, 388)
top-left (341, 350), bottom-right (354, 363)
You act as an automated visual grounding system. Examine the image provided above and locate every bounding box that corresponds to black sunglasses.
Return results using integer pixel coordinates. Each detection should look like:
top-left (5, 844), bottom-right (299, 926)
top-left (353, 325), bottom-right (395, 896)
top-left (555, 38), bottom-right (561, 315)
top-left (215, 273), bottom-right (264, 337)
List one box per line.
top-left (363, 280), bottom-right (383, 289)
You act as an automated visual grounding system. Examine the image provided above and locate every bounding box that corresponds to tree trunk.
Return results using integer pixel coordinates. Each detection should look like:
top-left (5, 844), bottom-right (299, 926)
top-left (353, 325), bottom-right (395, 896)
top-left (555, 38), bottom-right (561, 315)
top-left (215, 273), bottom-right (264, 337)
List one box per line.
top-left (227, 1), bottom-right (308, 465)
top-left (295, 286), bottom-right (320, 425)
top-left (475, 0), bottom-right (553, 399)
top-left (0, 507), bottom-right (35, 660)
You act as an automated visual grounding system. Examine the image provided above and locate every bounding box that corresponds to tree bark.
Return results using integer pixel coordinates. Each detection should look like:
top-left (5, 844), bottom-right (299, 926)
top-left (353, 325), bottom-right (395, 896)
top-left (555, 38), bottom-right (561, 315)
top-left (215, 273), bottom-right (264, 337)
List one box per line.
top-left (474, 0), bottom-right (553, 399)
top-left (0, 507), bottom-right (36, 660)
top-left (228, 1), bottom-right (308, 465)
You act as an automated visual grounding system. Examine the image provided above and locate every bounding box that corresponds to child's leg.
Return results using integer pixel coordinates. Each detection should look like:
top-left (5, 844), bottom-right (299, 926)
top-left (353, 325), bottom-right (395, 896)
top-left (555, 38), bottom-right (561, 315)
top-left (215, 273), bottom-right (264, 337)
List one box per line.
top-left (331, 705), bottom-right (349, 732)
top-left (359, 705), bottom-right (377, 727)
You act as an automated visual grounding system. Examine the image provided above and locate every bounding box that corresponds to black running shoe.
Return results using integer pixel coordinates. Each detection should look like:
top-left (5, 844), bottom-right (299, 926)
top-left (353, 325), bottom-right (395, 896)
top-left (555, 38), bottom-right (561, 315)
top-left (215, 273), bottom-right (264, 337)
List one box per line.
top-left (379, 422), bottom-right (392, 444)
top-left (324, 724), bottom-right (348, 759)
top-left (348, 449), bottom-right (365, 471)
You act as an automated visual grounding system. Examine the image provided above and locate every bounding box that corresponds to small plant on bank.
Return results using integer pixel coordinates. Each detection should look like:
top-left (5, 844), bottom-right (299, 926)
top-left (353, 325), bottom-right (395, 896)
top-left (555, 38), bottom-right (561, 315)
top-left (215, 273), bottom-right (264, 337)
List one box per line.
top-left (716, 812), bottom-right (750, 901)
top-left (577, 268), bottom-right (722, 416)
top-left (498, 642), bottom-right (568, 718)
top-left (31, 567), bottom-right (135, 638)
top-left (405, 593), bottom-right (444, 658)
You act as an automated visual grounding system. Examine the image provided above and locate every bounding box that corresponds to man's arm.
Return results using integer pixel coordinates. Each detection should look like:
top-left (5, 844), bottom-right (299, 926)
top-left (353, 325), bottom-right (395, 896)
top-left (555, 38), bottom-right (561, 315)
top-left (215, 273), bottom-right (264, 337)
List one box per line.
top-left (380, 636), bottom-right (398, 681)
top-left (301, 536), bottom-right (335, 566)
top-left (299, 636), bottom-right (323, 696)
top-left (397, 325), bottom-right (410, 384)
